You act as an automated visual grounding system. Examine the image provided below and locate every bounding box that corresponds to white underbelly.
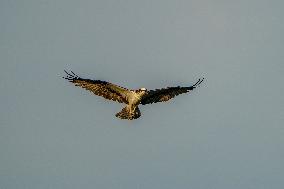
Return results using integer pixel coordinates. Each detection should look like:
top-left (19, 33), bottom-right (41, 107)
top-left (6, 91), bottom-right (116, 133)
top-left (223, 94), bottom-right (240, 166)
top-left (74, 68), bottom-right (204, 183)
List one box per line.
top-left (128, 92), bottom-right (140, 105)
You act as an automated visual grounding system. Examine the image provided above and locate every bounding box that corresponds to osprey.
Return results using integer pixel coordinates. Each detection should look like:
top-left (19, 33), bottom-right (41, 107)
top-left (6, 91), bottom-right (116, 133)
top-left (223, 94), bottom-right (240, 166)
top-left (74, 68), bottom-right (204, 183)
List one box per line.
top-left (63, 70), bottom-right (204, 120)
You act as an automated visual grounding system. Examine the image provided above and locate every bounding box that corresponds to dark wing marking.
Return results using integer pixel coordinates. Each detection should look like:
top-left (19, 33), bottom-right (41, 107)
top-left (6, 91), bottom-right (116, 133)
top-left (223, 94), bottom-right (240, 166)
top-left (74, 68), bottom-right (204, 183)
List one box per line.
top-left (141, 78), bottom-right (204, 105)
top-left (63, 70), bottom-right (129, 104)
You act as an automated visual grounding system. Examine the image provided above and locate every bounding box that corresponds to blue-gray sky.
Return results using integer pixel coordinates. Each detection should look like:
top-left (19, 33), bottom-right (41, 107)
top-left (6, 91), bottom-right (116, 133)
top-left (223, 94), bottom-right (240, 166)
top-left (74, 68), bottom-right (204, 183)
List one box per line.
top-left (1, 0), bottom-right (284, 188)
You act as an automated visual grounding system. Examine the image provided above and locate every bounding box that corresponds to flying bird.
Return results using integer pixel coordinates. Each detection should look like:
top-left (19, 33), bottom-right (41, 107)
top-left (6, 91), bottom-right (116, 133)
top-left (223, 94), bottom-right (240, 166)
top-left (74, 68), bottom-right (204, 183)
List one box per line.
top-left (63, 70), bottom-right (204, 120)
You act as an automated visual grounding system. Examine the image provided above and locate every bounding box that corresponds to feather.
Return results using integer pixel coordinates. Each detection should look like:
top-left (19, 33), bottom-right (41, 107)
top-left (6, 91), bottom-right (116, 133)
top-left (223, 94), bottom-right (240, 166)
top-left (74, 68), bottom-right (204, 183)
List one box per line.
top-left (63, 70), bottom-right (129, 104)
top-left (141, 78), bottom-right (204, 105)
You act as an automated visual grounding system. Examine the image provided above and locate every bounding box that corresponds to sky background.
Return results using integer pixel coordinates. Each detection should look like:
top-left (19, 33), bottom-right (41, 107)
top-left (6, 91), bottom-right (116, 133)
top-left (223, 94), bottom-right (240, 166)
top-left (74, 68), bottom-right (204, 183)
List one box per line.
top-left (1, 0), bottom-right (284, 188)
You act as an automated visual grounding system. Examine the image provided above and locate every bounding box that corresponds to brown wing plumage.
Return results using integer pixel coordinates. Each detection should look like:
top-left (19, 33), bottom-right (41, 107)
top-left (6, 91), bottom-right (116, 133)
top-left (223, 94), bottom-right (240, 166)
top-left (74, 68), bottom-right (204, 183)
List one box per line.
top-left (63, 70), bottom-right (129, 104)
top-left (141, 78), bottom-right (204, 105)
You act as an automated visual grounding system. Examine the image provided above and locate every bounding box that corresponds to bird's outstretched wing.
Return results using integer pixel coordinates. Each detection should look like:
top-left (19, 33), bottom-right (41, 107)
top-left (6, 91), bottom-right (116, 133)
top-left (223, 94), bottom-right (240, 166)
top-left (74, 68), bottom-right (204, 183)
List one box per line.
top-left (141, 78), bottom-right (204, 105)
top-left (63, 70), bottom-right (130, 104)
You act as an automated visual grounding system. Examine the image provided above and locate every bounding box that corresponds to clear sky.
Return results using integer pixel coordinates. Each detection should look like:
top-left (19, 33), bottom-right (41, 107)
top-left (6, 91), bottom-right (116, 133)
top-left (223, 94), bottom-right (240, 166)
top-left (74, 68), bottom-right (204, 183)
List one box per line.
top-left (1, 0), bottom-right (284, 188)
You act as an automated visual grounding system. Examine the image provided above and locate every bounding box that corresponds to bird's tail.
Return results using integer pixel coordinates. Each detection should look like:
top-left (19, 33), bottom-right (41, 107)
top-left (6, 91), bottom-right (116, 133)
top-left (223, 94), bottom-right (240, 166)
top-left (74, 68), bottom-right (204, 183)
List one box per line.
top-left (115, 106), bottom-right (141, 120)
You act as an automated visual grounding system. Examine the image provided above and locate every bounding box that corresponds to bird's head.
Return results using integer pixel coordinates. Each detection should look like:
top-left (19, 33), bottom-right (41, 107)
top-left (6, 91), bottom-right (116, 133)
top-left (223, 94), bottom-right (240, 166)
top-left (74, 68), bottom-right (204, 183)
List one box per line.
top-left (136, 87), bottom-right (147, 94)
